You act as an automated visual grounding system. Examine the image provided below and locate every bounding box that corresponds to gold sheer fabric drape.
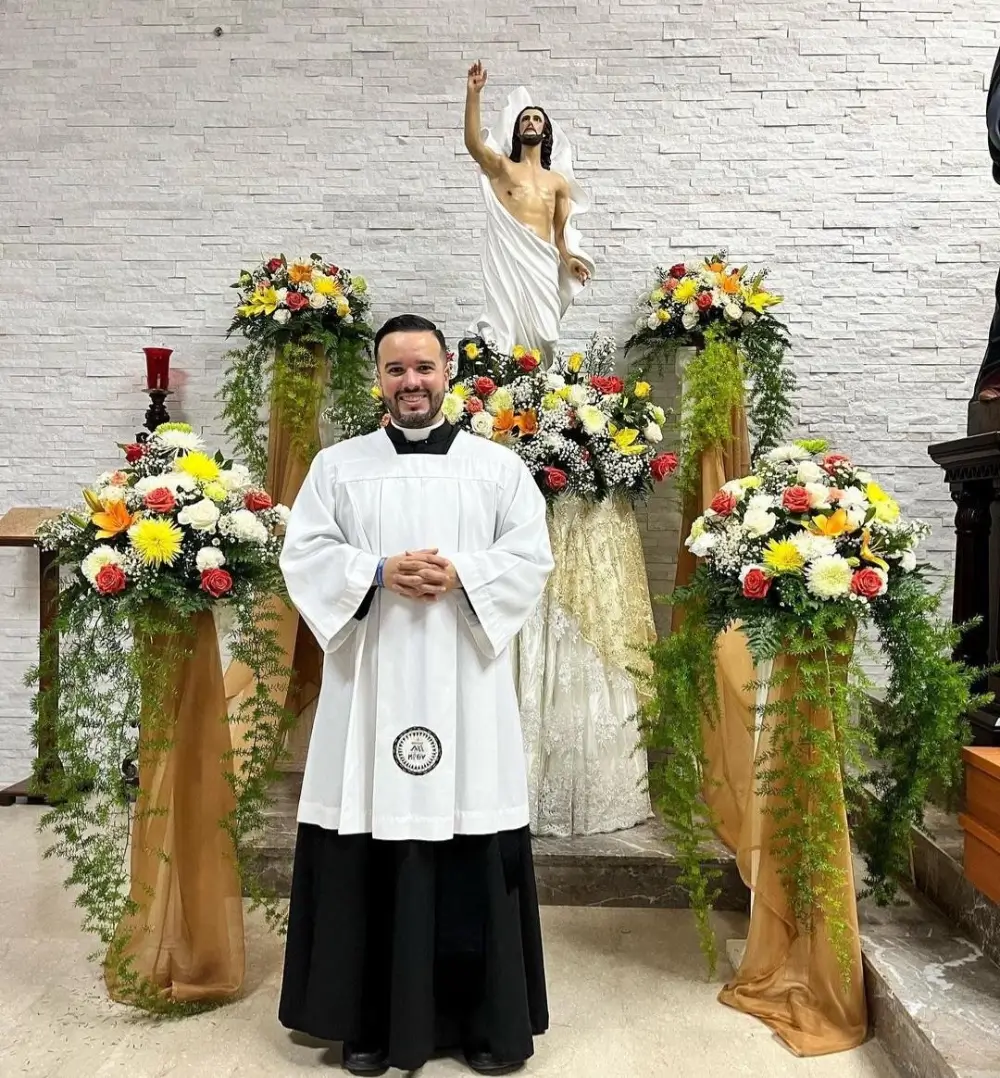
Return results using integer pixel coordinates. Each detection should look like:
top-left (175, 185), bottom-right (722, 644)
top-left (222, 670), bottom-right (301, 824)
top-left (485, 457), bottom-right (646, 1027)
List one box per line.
top-left (224, 357), bottom-right (328, 772)
top-left (719, 644), bottom-right (867, 1055)
top-left (106, 610), bottom-right (244, 1004)
top-left (671, 407), bottom-right (755, 851)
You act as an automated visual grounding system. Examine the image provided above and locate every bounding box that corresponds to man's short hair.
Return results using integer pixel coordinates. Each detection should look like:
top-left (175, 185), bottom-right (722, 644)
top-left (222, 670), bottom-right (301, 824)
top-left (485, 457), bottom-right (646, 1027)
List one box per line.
top-left (374, 314), bottom-right (448, 361)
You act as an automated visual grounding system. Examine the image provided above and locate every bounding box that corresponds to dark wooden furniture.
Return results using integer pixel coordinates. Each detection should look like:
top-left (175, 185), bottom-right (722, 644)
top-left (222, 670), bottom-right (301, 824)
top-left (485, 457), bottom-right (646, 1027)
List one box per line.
top-left (0, 507), bottom-right (63, 805)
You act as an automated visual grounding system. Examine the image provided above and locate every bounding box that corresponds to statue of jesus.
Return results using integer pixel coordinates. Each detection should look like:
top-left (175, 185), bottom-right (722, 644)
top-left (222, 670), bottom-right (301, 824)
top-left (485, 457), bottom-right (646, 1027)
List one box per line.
top-left (463, 61), bottom-right (595, 359)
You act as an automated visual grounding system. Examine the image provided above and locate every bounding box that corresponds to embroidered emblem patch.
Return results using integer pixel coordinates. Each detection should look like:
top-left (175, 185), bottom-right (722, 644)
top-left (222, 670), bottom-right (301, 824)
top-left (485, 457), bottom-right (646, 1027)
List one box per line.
top-left (392, 727), bottom-right (443, 776)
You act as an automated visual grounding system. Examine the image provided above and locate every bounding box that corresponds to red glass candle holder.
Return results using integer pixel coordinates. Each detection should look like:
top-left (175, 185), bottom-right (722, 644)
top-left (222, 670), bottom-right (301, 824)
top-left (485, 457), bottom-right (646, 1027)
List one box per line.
top-left (143, 347), bottom-right (172, 391)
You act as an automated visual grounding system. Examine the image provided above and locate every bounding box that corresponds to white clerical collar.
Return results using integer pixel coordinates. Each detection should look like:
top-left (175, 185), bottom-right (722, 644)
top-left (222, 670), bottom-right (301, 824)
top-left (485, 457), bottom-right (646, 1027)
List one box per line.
top-left (390, 416), bottom-right (446, 442)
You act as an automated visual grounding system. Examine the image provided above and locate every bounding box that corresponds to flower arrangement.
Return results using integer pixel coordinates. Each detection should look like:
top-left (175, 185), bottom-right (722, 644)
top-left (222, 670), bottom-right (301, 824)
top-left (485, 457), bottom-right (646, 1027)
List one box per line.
top-left (346, 334), bottom-right (678, 504)
top-left (627, 251), bottom-right (783, 347)
top-left (30, 424), bottom-right (293, 1011)
top-left (684, 441), bottom-right (926, 625)
top-left (640, 437), bottom-right (984, 974)
top-left (221, 254), bottom-right (374, 481)
top-left (38, 423), bottom-right (289, 606)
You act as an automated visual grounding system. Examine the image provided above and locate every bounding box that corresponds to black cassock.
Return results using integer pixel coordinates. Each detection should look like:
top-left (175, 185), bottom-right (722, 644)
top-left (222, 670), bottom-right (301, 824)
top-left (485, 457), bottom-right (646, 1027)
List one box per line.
top-left (976, 47), bottom-right (1000, 397)
top-left (278, 421), bottom-right (549, 1072)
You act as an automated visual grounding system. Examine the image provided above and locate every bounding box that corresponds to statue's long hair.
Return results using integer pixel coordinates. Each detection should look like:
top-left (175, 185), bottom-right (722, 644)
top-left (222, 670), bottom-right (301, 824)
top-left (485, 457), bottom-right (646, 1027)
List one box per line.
top-left (510, 106), bottom-right (553, 170)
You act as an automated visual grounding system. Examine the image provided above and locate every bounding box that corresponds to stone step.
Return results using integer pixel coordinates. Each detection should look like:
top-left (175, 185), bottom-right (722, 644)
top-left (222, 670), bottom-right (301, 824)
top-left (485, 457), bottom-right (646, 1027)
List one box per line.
top-left (253, 771), bottom-right (749, 912)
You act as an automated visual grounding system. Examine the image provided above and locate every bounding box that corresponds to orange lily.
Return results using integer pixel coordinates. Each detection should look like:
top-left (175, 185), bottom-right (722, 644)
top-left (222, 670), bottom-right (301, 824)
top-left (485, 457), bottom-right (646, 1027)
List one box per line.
top-left (90, 499), bottom-right (137, 539)
top-left (721, 271), bottom-right (742, 295)
top-left (492, 410), bottom-right (516, 436)
top-left (807, 508), bottom-right (852, 538)
top-left (514, 410), bottom-right (538, 435)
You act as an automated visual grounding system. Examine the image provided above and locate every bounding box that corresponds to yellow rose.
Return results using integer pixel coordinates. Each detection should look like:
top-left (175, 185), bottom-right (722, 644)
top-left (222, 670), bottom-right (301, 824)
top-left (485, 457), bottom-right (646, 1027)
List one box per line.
top-left (655, 308), bottom-right (671, 323)
top-left (464, 342), bottom-right (480, 359)
top-left (512, 345), bottom-right (527, 359)
top-left (567, 352), bottom-right (583, 373)
top-left (634, 381), bottom-right (651, 398)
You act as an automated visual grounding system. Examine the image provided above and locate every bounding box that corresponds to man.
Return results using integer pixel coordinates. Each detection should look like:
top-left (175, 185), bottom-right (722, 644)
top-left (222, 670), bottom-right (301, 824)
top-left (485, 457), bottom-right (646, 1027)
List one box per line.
top-left (278, 314), bottom-right (554, 1077)
top-left (464, 61), bottom-right (595, 358)
top-left (977, 46), bottom-right (1000, 403)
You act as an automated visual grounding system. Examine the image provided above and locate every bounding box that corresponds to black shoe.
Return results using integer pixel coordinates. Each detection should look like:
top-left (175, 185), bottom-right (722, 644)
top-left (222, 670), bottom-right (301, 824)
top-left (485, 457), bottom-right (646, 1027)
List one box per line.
top-left (342, 1044), bottom-right (389, 1077)
top-left (464, 1048), bottom-right (526, 1075)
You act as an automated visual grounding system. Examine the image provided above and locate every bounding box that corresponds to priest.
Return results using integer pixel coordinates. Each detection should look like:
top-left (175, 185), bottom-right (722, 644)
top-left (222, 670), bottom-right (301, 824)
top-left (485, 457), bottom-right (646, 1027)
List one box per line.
top-left (277, 314), bottom-right (554, 1077)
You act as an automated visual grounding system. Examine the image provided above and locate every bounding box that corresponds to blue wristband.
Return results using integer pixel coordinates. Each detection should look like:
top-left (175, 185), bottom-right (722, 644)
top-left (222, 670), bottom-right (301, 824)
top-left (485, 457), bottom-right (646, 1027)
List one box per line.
top-left (376, 557), bottom-right (387, 587)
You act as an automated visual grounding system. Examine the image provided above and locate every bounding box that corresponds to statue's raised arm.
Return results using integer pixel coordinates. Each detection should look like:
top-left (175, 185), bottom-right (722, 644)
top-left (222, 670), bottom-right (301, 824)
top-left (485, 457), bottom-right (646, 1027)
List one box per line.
top-left (464, 71), bottom-right (595, 359)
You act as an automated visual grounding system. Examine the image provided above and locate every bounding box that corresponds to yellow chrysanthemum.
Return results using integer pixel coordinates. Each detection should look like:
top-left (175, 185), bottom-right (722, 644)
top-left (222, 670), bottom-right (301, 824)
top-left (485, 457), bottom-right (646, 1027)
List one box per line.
top-left (763, 539), bottom-right (806, 574)
top-left (541, 392), bottom-right (562, 411)
top-left (673, 279), bottom-right (697, 304)
top-left (451, 384), bottom-right (469, 399)
top-left (741, 475), bottom-right (762, 490)
top-left (129, 519), bottom-right (183, 566)
top-left (633, 381), bottom-right (651, 398)
top-left (567, 352), bottom-right (583, 373)
top-left (312, 274), bottom-right (342, 296)
top-left (463, 342), bottom-right (480, 360)
top-left (557, 386), bottom-right (572, 401)
top-left (177, 452), bottom-right (220, 483)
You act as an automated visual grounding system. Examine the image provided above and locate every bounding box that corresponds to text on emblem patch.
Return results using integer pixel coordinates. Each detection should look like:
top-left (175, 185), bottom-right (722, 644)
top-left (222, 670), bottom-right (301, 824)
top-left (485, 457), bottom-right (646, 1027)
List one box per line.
top-left (392, 727), bottom-right (443, 776)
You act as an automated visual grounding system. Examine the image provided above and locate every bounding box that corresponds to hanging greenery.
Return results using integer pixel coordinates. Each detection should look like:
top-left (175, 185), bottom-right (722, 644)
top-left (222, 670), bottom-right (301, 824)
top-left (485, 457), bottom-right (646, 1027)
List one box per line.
top-left (641, 440), bottom-right (986, 977)
top-left (220, 254), bottom-right (374, 481)
top-left (27, 426), bottom-right (294, 1012)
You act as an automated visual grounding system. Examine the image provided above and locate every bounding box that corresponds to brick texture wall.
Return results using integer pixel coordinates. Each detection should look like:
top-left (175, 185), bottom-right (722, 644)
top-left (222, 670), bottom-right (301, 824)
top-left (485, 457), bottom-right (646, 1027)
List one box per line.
top-left (1, 1), bottom-right (998, 782)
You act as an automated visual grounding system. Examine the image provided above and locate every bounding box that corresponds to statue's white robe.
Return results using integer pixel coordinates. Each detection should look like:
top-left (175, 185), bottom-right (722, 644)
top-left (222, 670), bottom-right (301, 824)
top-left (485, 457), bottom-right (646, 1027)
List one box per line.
top-left (471, 87), bottom-right (595, 358)
top-left (279, 427), bottom-right (554, 841)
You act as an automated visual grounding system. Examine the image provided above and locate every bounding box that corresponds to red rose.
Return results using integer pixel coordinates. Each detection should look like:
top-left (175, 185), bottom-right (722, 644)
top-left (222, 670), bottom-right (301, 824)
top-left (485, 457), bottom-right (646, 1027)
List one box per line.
top-left (542, 466), bottom-right (568, 491)
top-left (200, 568), bottom-right (233, 599)
top-left (590, 375), bottom-right (624, 395)
top-left (650, 453), bottom-right (678, 482)
top-left (144, 487), bottom-right (176, 514)
top-left (124, 442), bottom-right (145, 463)
top-left (474, 377), bottom-right (497, 397)
top-left (709, 490), bottom-right (738, 516)
top-left (781, 486), bottom-right (812, 514)
top-left (696, 292), bottom-right (713, 310)
top-left (669, 263), bottom-right (687, 279)
top-left (518, 355), bottom-right (540, 373)
top-left (466, 397), bottom-right (484, 415)
top-left (285, 292), bottom-right (309, 311)
top-left (265, 257), bottom-right (283, 274)
top-left (850, 567), bottom-right (885, 600)
top-left (244, 490), bottom-right (273, 512)
top-left (95, 564), bottom-right (127, 596)
top-left (822, 452), bottom-right (852, 475)
top-left (742, 568), bottom-right (771, 600)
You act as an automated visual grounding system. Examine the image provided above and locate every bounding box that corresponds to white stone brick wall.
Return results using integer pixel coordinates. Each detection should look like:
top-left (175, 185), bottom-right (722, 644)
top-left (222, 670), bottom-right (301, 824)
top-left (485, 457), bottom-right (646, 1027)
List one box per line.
top-left (1, 0), bottom-right (998, 782)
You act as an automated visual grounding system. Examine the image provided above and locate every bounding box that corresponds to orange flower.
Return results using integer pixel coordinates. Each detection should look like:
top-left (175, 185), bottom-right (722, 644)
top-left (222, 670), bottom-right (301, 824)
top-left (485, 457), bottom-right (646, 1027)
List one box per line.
top-left (514, 410), bottom-right (538, 435)
top-left (721, 271), bottom-right (742, 295)
top-left (492, 409), bottom-right (516, 436)
top-left (706, 260), bottom-right (726, 274)
top-left (288, 262), bottom-right (313, 284)
top-left (807, 508), bottom-right (852, 538)
top-left (91, 499), bottom-right (138, 539)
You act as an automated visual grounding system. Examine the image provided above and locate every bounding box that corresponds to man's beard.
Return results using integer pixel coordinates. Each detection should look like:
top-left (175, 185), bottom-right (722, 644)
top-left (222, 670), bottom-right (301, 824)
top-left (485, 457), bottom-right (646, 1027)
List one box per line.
top-left (519, 129), bottom-right (544, 146)
top-left (386, 387), bottom-right (446, 428)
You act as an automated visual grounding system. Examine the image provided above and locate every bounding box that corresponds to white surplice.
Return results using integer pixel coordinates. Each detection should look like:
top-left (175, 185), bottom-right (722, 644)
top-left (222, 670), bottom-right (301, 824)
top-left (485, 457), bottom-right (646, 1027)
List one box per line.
top-left (471, 87), bottom-right (596, 358)
top-left (279, 428), bottom-right (554, 842)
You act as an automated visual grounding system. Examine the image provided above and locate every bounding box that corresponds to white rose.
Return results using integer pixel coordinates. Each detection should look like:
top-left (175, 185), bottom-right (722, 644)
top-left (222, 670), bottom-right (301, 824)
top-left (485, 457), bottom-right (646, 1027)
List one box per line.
top-left (82, 545), bottom-right (123, 585)
top-left (804, 482), bottom-right (831, 509)
top-left (577, 404), bottom-right (608, 434)
top-left (647, 313), bottom-right (661, 330)
top-left (741, 311), bottom-right (758, 327)
top-left (272, 308), bottom-right (291, 324)
top-left (686, 532), bottom-right (718, 557)
top-left (900, 549), bottom-right (917, 572)
top-left (743, 508), bottom-right (778, 538)
top-left (681, 305), bottom-right (700, 331)
top-left (724, 302), bottom-right (743, 321)
top-left (309, 291), bottom-right (328, 309)
top-left (644, 422), bottom-right (663, 443)
top-left (796, 461), bottom-right (824, 484)
top-left (471, 411), bottom-right (495, 437)
top-left (567, 384), bottom-right (589, 408)
top-left (177, 497), bottom-right (221, 533)
top-left (545, 372), bottom-right (566, 391)
top-left (196, 547), bottom-right (226, 571)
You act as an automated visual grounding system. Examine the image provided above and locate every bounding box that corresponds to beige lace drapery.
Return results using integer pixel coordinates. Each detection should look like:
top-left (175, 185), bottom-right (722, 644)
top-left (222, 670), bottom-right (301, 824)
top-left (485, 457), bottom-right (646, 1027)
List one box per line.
top-left (106, 609), bottom-right (244, 1004)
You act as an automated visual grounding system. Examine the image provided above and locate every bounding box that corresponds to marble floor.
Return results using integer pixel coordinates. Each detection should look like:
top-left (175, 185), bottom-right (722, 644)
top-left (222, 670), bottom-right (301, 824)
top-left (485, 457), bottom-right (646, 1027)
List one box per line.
top-left (0, 807), bottom-right (898, 1078)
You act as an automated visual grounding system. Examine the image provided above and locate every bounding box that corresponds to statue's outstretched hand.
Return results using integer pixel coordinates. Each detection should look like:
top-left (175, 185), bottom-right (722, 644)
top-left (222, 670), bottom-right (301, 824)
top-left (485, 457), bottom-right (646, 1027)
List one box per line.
top-left (567, 257), bottom-right (590, 285)
top-left (467, 61), bottom-right (487, 94)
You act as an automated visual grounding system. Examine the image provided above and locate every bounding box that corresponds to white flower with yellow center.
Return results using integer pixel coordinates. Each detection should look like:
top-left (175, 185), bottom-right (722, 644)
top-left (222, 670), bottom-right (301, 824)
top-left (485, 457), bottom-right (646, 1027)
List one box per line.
top-left (442, 393), bottom-right (465, 424)
top-left (650, 405), bottom-right (666, 425)
top-left (577, 405), bottom-right (608, 434)
top-left (689, 516), bottom-right (707, 541)
top-left (806, 554), bottom-right (853, 599)
top-left (486, 388), bottom-right (513, 415)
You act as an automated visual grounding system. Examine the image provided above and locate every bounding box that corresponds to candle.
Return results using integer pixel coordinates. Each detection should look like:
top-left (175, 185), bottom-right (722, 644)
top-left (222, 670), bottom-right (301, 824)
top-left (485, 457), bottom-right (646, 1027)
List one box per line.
top-left (143, 347), bottom-right (172, 391)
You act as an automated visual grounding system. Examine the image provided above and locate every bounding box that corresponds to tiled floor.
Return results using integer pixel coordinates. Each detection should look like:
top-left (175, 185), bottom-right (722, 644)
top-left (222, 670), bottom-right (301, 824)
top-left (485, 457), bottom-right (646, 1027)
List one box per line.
top-left (0, 807), bottom-right (898, 1078)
